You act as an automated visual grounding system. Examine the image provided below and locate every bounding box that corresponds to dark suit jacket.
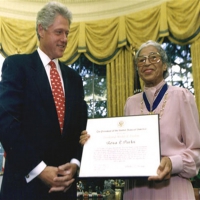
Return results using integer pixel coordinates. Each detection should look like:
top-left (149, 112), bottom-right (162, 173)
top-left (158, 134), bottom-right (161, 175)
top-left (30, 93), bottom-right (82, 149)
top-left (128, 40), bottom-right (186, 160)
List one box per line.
top-left (0, 51), bottom-right (87, 200)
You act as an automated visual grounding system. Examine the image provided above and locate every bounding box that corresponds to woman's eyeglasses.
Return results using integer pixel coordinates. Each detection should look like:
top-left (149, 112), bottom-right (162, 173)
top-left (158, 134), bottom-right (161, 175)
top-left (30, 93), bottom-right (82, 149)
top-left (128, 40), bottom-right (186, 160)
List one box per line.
top-left (136, 52), bottom-right (161, 67)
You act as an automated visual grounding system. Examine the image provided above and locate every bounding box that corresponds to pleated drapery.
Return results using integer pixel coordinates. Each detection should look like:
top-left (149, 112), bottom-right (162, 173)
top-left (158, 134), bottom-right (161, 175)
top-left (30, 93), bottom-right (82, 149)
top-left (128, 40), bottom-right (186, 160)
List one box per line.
top-left (0, 0), bottom-right (199, 116)
top-left (191, 39), bottom-right (200, 112)
top-left (107, 47), bottom-right (134, 117)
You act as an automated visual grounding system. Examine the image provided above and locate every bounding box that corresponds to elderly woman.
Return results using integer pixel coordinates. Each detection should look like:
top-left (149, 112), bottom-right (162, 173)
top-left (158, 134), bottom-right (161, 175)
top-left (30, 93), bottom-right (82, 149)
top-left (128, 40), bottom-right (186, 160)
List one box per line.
top-left (80, 40), bottom-right (200, 200)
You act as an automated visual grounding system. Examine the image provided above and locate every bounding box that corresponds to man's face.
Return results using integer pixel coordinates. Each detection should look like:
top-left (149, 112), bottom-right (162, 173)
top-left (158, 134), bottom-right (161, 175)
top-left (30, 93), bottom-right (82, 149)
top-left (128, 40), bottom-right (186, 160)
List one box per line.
top-left (38, 15), bottom-right (70, 60)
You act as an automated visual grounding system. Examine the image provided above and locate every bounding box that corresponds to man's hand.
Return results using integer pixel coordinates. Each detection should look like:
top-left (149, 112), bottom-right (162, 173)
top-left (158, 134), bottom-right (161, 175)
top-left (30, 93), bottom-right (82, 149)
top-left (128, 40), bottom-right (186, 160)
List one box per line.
top-left (38, 166), bottom-right (59, 188)
top-left (49, 163), bottom-right (78, 193)
top-left (148, 157), bottom-right (172, 181)
top-left (79, 130), bottom-right (90, 146)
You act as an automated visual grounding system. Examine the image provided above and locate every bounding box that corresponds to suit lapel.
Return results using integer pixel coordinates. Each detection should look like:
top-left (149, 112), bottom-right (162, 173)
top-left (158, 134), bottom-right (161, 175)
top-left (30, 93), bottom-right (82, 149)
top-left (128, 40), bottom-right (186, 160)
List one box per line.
top-left (29, 51), bottom-right (60, 129)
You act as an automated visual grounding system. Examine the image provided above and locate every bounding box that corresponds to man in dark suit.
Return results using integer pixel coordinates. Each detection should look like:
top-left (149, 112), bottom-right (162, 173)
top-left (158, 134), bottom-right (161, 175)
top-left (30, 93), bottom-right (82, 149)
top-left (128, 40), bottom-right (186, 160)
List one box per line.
top-left (0, 2), bottom-right (87, 200)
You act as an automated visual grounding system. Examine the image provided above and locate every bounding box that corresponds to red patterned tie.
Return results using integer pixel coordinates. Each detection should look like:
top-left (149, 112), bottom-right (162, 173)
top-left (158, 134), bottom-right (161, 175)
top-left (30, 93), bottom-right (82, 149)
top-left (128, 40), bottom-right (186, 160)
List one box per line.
top-left (49, 61), bottom-right (65, 133)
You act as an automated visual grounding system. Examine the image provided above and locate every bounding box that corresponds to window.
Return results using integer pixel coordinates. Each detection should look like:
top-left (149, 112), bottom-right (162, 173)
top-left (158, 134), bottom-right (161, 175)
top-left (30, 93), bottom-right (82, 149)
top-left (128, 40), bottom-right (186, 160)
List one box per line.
top-left (70, 54), bottom-right (107, 118)
top-left (163, 41), bottom-right (193, 94)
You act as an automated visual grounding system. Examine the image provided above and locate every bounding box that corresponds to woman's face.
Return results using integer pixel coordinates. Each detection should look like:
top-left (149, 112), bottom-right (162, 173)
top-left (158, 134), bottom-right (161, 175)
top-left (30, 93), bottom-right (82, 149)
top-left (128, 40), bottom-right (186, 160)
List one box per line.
top-left (137, 45), bottom-right (167, 87)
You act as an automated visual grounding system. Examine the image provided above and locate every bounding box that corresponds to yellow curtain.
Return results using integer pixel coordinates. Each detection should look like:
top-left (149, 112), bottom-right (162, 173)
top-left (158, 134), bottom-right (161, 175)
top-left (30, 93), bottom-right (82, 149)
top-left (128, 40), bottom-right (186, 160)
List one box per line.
top-left (107, 47), bottom-right (133, 117)
top-left (0, 1), bottom-right (199, 60)
top-left (167, 0), bottom-right (200, 45)
top-left (1, 17), bottom-right (37, 56)
top-left (0, 0), bottom-right (199, 116)
top-left (166, 0), bottom-right (200, 117)
top-left (191, 38), bottom-right (200, 116)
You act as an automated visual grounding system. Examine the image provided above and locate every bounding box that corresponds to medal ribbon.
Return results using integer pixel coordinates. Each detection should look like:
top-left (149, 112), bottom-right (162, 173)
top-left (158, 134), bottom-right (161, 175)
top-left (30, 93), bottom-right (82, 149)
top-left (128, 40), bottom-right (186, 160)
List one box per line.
top-left (143, 83), bottom-right (168, 112)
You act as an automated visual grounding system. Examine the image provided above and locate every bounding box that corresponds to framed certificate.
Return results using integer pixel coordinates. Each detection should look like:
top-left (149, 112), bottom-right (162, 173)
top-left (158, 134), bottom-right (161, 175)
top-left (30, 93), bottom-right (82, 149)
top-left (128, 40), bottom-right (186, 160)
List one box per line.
top-left (79, 115), bottom-right (161, 178)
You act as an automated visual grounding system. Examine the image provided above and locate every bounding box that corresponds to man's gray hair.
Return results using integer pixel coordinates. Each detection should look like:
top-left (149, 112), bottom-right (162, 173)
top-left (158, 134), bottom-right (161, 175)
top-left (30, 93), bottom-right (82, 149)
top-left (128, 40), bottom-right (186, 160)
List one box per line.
top-left (36, 1), bottom-right (72, 40)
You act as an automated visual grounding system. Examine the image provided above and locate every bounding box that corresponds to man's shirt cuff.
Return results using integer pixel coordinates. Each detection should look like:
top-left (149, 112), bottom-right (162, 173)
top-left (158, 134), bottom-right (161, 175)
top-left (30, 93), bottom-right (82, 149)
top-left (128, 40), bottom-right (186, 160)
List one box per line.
top-left (70, 158), bottom-right (80, 168)
top-left (25, 161), bottom-right (46, 183)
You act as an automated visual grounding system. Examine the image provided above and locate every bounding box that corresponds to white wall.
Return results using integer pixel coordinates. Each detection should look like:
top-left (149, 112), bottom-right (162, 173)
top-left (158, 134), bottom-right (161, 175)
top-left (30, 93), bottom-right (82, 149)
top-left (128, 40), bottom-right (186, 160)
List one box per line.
top-left (0, 55), bottom-right (5, 175)
top-left (0, 54), bottom-right (5, 81)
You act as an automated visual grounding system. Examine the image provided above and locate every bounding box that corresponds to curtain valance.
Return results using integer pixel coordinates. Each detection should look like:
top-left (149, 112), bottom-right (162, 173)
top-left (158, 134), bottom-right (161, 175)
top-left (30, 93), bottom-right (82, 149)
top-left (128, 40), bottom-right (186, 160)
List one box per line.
top-left (0, 0), bottom-right (199, 64)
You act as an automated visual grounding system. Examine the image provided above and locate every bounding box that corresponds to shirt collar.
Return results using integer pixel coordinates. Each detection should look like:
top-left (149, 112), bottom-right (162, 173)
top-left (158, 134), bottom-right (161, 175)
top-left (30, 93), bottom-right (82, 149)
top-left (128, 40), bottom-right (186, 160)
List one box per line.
top-left (143, 79), bottom-right (166, 106)
top-left (37, 48), bottom-right (59, 68)
top-left (144, 79), bottom-right (166, 93)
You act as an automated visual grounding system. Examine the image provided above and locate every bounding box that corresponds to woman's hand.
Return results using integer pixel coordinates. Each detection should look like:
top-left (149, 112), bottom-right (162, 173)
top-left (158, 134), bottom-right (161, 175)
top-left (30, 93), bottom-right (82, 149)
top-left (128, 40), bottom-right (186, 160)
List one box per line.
top-left (148, 156), bottom-right (172, 181)
top-left (79, 130), bottom-right (90, 146)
